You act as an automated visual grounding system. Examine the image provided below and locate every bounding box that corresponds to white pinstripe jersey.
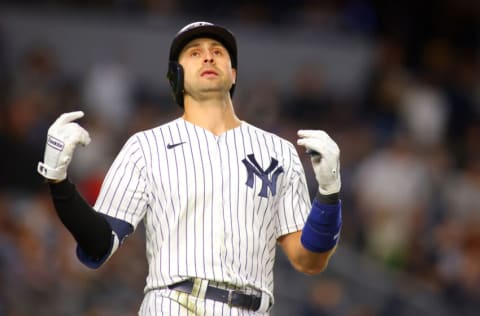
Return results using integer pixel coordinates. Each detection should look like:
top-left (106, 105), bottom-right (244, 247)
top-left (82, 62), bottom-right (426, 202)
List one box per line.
top-left (93, 117), bottom-right (311, 304)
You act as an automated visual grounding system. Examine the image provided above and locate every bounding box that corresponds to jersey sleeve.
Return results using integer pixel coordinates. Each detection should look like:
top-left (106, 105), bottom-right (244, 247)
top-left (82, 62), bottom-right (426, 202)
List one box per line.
top-left (275, 143), bottom-right (311, 238)
top-left (93, 133), bottom-right (151, 230)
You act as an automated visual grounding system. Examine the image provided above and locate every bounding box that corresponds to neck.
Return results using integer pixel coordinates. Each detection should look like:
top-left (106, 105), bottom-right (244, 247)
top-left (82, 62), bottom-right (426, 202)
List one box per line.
top-left (182, 97), bottom-right (241, 135)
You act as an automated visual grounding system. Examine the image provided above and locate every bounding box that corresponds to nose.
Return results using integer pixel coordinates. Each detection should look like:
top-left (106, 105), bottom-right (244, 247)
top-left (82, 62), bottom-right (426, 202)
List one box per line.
top-left (203, 52), bottom-right (215, 64)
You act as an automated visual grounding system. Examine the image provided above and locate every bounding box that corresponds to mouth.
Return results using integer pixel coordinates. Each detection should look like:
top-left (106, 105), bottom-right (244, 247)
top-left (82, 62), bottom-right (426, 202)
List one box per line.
top-left (201, 70), bottom-right (218, 77)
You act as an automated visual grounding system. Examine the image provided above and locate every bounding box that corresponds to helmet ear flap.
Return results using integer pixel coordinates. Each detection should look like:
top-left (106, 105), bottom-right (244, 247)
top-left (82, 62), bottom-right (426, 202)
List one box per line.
top-left (167, 61), bottom-right (185, 107)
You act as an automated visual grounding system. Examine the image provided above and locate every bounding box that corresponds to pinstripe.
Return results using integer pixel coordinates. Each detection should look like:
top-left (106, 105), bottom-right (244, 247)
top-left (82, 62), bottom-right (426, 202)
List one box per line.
top-left (94, 118), bottom-right (310, 315)
top-left (180, 122), bottom-right (193, 277)
top-left (159, 127), bottom-right (176, 282)
top-left (245, 126), bottom-right (256, 279)
top-left (184, 120), bottom-right (199, 277)
top-left (217, 134), bottom-right (228, 281)
top-left (100, 139), bottom-right (148, 221)
top-left (149, 129), bottom-right (167, 286)
top-left (233, 129), bottom-right (245, 277)
top-left (225, 132), bottom-right (235, 277)
top-left (96, 142), bottom-right (140, 212)
top-left (202, 128), bottom-right (218, 280)
top-left (167, 125), bottom-right (182, 276)
top-left (192, 124), bottom-right (208, 278)
top-left (238, 126), bottom-right (251, 279)
top-left (117, 163), bottom-right (143, 219)
top-left (247, 127), bottom-right (262, 280)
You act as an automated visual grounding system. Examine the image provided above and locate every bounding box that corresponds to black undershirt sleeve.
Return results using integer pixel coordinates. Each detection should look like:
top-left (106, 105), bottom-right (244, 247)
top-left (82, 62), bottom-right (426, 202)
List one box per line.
top-left (49, 179), bottom-right (112, 260)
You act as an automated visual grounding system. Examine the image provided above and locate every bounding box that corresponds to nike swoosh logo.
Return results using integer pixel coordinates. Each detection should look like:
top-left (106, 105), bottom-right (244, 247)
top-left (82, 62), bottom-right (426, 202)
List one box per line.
top-left (167, 142), bottom-right (186, 149)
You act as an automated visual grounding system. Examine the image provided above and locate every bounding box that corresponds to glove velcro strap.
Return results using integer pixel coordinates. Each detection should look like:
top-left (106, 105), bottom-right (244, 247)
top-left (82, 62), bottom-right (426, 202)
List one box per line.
top-left (301, 199), bottom-right (342, 253)
top-left (37, 161), bottom-right (66, 181)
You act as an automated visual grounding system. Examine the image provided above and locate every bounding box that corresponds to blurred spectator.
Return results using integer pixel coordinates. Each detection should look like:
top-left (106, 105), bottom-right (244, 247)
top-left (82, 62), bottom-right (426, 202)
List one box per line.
top-left (237, 79), bottom-right (282, 132)
top-left (0, 91), bottom-right (47, 193)
top-left (301, 277), bottom-right (350, 316)
top-left (444, 51), bottom-right (479, 155)
top-left (11, 44), bottom-right (63, 111)
top-left (360, 35), bottom-right (410, 146)
top-left (353, 132), bottom-right (432, 268)
top-left (399, 78), bottom-right (449, 149)
top-left (434, 220), bottom-right (480, 314)
top-left (0, 24), bottom-right (8, 104)
top-left (340, 0), bottom-right (378, 35)
top-left (82, 55), bottom-right (135, 132)
top-left (281, 62), bottom-right (333, 125)
top-left (441, 154), bottom-right (480, 223)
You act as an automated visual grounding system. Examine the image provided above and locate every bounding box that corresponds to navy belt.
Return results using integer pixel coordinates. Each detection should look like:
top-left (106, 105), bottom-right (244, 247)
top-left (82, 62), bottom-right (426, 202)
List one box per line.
top-left (168, 280), bottom-right (262, 311)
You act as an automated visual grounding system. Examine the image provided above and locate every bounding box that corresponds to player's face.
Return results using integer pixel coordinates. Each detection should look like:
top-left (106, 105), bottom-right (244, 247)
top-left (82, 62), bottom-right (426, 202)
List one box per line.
top-left (179, 38), bottom-right (236, 99)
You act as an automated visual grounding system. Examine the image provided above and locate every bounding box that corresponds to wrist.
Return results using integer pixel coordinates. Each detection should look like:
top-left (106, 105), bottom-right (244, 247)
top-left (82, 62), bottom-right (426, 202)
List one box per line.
top-left (301, 199), bottom-right (342, 253)
top-left (318, 184), bottom-right (340, 196)
top-left (47, 179), bottom-right (64, 184)
top-left (37, 161), bottom-right (67, 182)
top-left (316, 191), bottom-right (339, 205)
top-left (48, 178), bottom-right (75, 199)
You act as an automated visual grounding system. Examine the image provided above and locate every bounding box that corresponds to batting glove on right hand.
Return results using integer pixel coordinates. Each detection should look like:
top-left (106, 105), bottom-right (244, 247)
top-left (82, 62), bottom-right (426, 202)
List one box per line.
top-left (297, 130), bottom-right (341, 195)
top-left (37, 111), bottom-right (91, 181)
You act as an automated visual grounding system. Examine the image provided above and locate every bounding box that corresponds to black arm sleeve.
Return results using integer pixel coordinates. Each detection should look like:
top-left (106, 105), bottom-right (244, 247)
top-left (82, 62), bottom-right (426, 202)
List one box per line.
top-left (49, 179), bottom-right (112, 260)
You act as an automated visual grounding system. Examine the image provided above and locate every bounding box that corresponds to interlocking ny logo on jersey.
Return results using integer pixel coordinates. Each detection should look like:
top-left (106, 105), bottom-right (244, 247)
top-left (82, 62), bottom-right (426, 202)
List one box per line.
top-left (242, 154), bottom-right (284, 198)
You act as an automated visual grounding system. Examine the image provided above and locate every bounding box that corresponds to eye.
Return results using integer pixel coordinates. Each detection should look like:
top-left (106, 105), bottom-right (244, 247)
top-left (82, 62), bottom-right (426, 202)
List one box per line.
top-left (190, 50), bottom-right (200, 57)
top-left (213, 49), bottom-right (223, 56)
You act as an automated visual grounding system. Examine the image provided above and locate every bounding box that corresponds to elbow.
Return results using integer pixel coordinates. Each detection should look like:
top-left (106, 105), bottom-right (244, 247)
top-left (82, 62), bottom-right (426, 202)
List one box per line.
top-left (292, 259), bottom-right (328, 276)
top-left (291, 246), bottom-right (338, 276)
top-left (303, 263), bottom-right (328, 276)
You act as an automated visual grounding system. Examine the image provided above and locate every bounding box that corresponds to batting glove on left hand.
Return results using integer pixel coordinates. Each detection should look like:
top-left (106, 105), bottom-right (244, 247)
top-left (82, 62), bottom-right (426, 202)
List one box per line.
top-left (297, 130), bottom-right (341, 195)
top-left (37, 111), bottom-right (91, 181)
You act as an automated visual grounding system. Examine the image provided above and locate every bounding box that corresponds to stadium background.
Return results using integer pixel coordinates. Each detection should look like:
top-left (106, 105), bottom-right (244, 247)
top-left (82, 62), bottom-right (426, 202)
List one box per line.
top-left (0, 1), bottom-right (479, 315)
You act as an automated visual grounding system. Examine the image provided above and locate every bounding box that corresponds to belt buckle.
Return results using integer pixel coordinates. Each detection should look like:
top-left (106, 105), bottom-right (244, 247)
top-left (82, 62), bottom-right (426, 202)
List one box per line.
top-left (227, 289), bottom-right (240, 306)
top-left (227, 289), bottom-right (234, 306)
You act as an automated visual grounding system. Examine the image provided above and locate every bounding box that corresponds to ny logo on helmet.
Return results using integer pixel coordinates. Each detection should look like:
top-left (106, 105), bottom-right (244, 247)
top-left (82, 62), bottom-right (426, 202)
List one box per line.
top-left (242, 154), bottom-right (284, 198)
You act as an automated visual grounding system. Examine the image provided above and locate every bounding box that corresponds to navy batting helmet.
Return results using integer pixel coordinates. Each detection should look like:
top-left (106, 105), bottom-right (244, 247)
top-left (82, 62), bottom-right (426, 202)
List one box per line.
top-left (166, 21), bottom-right (238, 107)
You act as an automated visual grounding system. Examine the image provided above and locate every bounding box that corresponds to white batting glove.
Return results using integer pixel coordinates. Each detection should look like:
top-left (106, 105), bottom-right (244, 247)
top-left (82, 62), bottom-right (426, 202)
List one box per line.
top-left (37, 111), bottom-right (91, 181)
top-left (297, 130), bottom-right (341, 195)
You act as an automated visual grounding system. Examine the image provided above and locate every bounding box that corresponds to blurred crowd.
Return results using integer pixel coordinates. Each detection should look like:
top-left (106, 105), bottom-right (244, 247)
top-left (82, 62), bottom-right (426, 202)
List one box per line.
top-left (1, 1), bottom-right (480, 315)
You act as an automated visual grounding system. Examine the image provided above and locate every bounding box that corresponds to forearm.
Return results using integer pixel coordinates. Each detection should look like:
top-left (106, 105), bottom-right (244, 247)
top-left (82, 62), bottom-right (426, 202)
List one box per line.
top-left (279, 192), bottom-right (341, 275)
top-left (301, 191), bottom-right (341, 251)
top-left (281, 191), bottom-right (342, 275)
top-left (280, 231), bottom-right (337, 275)
top-left (37, 111), bottom-right (122, 264)
top-left (49, 179), bottom-right (112, 260)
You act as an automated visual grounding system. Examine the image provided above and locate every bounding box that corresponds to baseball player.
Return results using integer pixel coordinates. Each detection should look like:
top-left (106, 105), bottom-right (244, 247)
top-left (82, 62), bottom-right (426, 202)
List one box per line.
top-left (37, 22), bottom-right (342, 315)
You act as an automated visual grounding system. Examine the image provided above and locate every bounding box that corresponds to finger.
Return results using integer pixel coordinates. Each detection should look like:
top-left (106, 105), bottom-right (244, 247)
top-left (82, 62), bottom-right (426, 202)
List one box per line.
top-left (297, 130), bottom-right (328, 139)
top-left (298, 139), bottom-right (322, 162)
top-left (70, 124), bottom-right (91, 146)
top-left (63, 123), bottom-right (91, 146)
top-left (297, 138), bottom-right (321, 152)
top-left (297, 138), bottom-right (322, 156)
top-left (56, 111), bottom-right (85, 125)
top-left (299, 133), bottom-right (339, 152)
top-left (79, 129), bottom-right (91, 146)
top-left (297, 138), bottom-right (308, 147)
top-left (306, 149), bottom-right (321, 156)
top-left (299, 138), bottom-right (339, 158)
